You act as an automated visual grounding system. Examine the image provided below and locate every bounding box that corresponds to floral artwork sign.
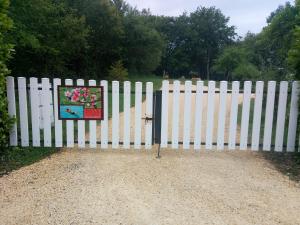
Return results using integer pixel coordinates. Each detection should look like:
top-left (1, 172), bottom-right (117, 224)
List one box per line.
top-left (58, 86), bottom-right (104, 120)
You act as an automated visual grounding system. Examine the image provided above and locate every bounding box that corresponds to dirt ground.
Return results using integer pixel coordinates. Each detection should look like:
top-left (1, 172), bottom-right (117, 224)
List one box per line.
top-left (1, 149), bottom-right (300, 225)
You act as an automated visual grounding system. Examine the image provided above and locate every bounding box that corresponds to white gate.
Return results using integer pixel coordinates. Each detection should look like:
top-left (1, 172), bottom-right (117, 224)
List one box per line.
top-left (6, 76), bottom-right (300, 152)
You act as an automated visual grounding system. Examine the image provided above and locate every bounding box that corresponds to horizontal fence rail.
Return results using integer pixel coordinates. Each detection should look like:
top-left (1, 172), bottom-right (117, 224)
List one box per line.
top-left (6, 76), bottom-right (300, 152)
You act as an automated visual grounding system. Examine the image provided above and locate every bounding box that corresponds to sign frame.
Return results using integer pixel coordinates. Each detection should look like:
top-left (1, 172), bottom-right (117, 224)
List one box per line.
top-left (57, 85), bottom-right (104, 121)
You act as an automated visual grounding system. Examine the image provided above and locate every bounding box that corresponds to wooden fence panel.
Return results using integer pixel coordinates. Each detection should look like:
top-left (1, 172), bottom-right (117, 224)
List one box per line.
top-left (194, 81), bottom-right (204, 150)
top-left (134, 82), bottom-right (142, 149)
top-left (30, 78), bottom-right (41, 147)
top-left (275, 81), bottom-right (288, 152)
top-left (251, 81), bottom-right (264, 151)
top-left (6, 76), bottom-right (18, 146)
top-left (287, 81), bottom-right (299, 152)
top-left (240, 81), bottom-right (252, 150)
top-left (145, 82), bottom-right (153, 149)
top-left (217, 81), bottom-right (227, 150)
top-left (18, 77), bottom-right (29, 147)
top-left (123, 81), bottom-right (131, 149)
top-left (228, 81), bottom-right (240, 150)
top-left (183, 81), bottom-right (192, 150)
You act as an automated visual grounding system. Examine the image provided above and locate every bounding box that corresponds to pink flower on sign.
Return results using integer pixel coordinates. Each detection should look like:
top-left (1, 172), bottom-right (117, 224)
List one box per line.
top-left (72, 94), bottom-right (79, 102)
top-left (65, 91), bottom-right (71, 98)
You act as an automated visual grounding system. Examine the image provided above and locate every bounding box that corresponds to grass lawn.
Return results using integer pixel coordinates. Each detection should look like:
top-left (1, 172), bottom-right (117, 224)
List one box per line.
top-left (0, 147), bottom-right (60, 176)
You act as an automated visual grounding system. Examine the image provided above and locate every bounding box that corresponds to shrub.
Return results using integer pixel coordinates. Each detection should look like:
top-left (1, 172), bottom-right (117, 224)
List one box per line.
top-left (108, 60), bottom-right (128, 81)
top-left (0, 0), bottom-right (14, 158)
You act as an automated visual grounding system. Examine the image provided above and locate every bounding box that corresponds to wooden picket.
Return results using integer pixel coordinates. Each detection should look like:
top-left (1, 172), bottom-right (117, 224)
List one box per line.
top-left (123, 81), bottom-right (131, 149)
top-left (5, 77), bottom-right (300, 152)
top-left (183, 81), bottom-right (192, 149)
top-left (29, 77), bottom-right (40, 147)
top-left (89, 80), bottom-right (97, 148)
top-left (171, 80), bottom-right (180, 149)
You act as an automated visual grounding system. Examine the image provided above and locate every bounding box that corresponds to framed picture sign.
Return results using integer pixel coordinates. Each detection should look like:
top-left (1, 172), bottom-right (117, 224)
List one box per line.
top-left (58, 86), bottom-right (104, 120)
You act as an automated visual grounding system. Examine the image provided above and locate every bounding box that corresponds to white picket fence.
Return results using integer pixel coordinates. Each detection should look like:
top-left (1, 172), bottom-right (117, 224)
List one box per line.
top-left (6, 76), bottom-right (300, 152)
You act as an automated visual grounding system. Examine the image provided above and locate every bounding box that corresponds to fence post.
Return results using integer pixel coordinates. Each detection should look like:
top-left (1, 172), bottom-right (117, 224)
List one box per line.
top-left (41, 78), bottom-right (52, 147)
top-left (6, 76), bottom-right (18, 146)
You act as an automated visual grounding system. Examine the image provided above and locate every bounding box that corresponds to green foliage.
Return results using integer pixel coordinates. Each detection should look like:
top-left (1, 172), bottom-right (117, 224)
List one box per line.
top-left (0, 0), bottom-right (14, 157)
top-left (108, 60), bottom-right (128, 81)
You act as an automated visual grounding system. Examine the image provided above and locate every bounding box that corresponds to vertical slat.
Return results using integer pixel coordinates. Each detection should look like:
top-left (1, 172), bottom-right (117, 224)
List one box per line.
top-left (194, 81), bottom-right (204, 150)
top-left (89, 80), bottom-right (97, 148)
top-left (263, 81), bottom-right (276, 151)
top-left (287, 81), bottom-right (299, 152)
top-left (171, 80), bottom-right (180, 149)
top-left (53, 78), bottom-right (63, 147)
top-left (240, 81), bottom-right (252, 150)
top-left (18, 77), bottom-right (29, 147)
top-left (123, 81), bottom-right (131, 149)
top-left (76, 79), bottom-right (85, 148)
top-left (29, 78), bottom-right (40, 147)
top-left (228, 81), bottom-right (240, 150)
top-left (217, 81), bottom-right (227, 150)
top-left (134, 82), bottom-right (142, 149)
top-left (183, 81), bottom-right (192, 150)
top-left (145, 82), bottom-right (153, 149)
top-left (101, 80), bottom-right (108, 149)
top-left (6, 76), bottom-right (18, 146)
top-left (161, 80), bottom-right (169, 148)
top-left (274, 81), bottom-right (288, 152)
top-left (112, 81), bottom-right (119, 149)
top-left (65, 79), bottom-right (74, 147)
top-left (251, 81), bottom-right (264, 151)
top-left (205, 81), bottom-right (215, 149)
top-left (41, 78), bottom-right (52, 147)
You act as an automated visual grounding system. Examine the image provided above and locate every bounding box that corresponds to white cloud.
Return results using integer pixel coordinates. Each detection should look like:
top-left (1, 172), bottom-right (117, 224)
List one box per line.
top-left (125, 0), bottom-right (293, 36)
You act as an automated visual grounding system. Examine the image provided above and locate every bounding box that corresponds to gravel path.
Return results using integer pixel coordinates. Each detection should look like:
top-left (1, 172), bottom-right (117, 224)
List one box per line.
top-left (1, 149), bottom-right (299, 225)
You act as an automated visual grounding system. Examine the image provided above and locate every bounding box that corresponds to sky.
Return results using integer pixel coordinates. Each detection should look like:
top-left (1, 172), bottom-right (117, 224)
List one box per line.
top-left (125, 0), bottom-right (293, 37)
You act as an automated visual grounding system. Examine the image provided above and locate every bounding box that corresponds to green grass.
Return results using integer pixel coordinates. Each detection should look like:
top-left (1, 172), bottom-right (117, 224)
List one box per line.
top-left (0, 147), bottom-right (59, 176)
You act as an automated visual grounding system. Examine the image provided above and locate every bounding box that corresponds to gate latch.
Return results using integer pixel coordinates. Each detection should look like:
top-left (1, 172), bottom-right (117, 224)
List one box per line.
top-left (142, 115), bottom-right (153, 124)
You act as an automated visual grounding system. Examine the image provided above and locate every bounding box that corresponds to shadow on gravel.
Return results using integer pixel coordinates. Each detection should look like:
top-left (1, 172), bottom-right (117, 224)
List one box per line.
top-left (261, 152), bottom-right (300, 183)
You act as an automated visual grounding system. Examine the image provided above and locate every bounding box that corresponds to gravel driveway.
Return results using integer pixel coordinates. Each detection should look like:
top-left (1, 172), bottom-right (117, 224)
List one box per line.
top-left (1, 149), bottom-right (300, 225)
